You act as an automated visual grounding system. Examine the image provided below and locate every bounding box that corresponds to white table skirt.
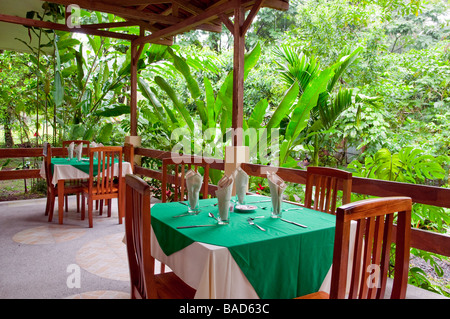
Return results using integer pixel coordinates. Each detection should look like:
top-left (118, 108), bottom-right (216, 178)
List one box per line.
top-left (150, 221), bottom-right (357, 299)
top-left (39, 161), bottom-right (133, 185)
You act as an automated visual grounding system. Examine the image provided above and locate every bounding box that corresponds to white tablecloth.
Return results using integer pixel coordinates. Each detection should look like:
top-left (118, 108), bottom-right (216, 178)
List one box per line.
top-left (39, 160), bottom-right (133, 185)
top-left (151, 220), bottom-right (357, 299)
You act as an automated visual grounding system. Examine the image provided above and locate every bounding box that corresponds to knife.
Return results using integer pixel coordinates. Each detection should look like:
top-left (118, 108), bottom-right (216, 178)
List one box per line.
top-left (176, 224), bottom-right (217, 229)
top-left (280, 218), bottom-right (307, 228)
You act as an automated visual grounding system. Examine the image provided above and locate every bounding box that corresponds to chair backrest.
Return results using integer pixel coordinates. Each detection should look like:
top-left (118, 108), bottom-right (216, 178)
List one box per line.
top-left (88, 146), bottom-right (122, 196)
top-left (62, 140), bottom-right (90, 156)
top-left (330, 196), bottom-right (412, 299)
top-left (304, 166), bottom-right (352, 214)
top-left (161, 156), bottom-right (210, 203)
top-left (43, 142), bottom-right (52, 188)
top-left (125, 174), bottom-right (154, 299)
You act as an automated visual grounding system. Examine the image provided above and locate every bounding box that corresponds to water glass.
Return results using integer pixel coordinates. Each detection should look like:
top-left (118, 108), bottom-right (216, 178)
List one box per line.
top-left (271, 197), bottom-right (282, 218)
top-left (187, 192), bottom-right (200, 214)
top-left (217, 197), bottom-right (230, 225)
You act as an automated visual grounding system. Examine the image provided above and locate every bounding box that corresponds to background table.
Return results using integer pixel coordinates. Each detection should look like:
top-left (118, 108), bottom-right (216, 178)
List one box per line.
top-left (151, 195), bottom-right (336, 299)
top-left (40, 158), bottom-right (132, 224)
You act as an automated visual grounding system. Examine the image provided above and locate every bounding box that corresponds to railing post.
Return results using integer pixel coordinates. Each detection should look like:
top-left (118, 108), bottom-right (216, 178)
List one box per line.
top-left (123, 143), bottom-right (135, 172)
top-left (224, 145), bottom-right (249, 195)
top-left (124, 136), bottom-right (141, 169)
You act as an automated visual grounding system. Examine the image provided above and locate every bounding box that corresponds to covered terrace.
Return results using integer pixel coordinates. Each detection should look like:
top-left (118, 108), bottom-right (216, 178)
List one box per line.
top-left (0, 0), bottom-right (449, 300)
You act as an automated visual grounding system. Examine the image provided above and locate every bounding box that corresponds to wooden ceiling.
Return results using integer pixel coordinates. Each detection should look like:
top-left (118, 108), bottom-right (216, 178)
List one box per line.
top-left (0, 0), bottom-right (288, 46)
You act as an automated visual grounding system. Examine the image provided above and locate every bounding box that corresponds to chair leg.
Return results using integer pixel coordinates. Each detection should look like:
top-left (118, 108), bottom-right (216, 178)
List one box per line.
top-left (65, 195), bottom-right (68, 212)
top-left (88, 198), bottom-right (94, 228)
top-left (76, 193), bottom-right (80, 212)
top-left (45, 194), bottom-right (50, 216)
top-left (99, 200), bottom-right (103, 215)
top-left (48, 193), bottom-right (55, 222)
top-left (81, 194), bottom-right (85, 220)
top-left (107, 199), bottom-right (112, 217)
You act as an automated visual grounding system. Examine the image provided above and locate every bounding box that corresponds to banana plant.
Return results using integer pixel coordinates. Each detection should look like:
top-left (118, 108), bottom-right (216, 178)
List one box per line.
top-left (139, 43), bottom-right (263, 139)
top-left (274, 45), bottom-right (369, 166)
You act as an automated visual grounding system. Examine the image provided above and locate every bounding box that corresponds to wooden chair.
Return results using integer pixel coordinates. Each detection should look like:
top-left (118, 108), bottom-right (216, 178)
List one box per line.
top-left (297, 196), bottom-right (412, 299)
top-left (161, 156), bottom-right (210, 203)
top-left (43, 142), bottom-right (84, 222)
top-left (125, 174), bottom-right (196, 299)
top-left (61, 140), bottom-right (90, 212)
top-left (81, 146), bottom-right (123, 228)
top-left (304, 166), bottom-right (352, 214)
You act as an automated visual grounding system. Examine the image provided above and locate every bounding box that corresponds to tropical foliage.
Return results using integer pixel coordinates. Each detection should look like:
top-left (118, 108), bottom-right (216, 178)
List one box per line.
top-left (0, 0), bottom-right (449, 295)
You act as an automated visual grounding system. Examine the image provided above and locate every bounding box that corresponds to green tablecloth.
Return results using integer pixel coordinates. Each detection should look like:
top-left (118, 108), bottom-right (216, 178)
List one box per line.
top-left (51, 158), bottom-right (117, 175)
top-left (151, 195), bottom-right (336, 299)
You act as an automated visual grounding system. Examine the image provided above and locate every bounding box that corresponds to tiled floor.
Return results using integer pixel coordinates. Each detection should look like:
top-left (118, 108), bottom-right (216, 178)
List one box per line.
top-left (2, 195), bottom-right (167, 299)
top-left (75, 232), bottom-right (130, 282)
top-left (13, 224), bottom-right (87, 245)
top-left (1, 196), bottom-right (134, 299)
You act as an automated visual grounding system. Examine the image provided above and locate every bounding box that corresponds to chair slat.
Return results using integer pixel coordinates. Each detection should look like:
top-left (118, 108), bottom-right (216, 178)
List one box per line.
top-left (304, 166), bottom-right (353, 215)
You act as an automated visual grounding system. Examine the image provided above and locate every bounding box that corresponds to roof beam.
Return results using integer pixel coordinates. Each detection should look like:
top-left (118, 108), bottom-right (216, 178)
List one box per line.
top-left (0, 14), bottom-right (137, 41)
top-left (45, 0), bottom-right (182, 25)
top-left (104, 0), bottom-right (170, 5)
top-left (134, 0), bottom-right (238, 45)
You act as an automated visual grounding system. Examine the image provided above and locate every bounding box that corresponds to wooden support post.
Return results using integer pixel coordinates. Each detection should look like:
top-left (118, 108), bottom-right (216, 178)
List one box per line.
top-left (130, 41), bottom-right (138, 137)
top-left (224, 0), bottom-right (264, 185)
top-left (128, 28), bottom-right (145, 166)
top-left (232, 3), bottom-right (245, 147)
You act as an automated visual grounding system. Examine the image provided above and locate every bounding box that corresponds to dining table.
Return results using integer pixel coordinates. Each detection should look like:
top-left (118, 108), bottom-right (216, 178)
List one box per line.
top-left (39, 157), bottom-right (133, 224)
top-left (150, 195), bottom-right (340, 299)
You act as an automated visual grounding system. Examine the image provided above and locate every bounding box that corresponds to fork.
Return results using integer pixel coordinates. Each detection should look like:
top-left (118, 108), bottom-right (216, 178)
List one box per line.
top-left (247, 217), bottom-right (266, 231)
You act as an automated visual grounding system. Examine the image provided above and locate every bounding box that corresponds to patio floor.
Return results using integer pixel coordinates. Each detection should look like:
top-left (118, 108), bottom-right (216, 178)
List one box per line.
top-left (0, 195), bottom-right (160, 299)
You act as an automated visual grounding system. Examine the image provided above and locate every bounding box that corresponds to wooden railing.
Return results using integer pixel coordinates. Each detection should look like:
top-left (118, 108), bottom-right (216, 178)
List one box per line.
top-left (130, 147), bottom-right (450, 259)
top-left (1, 146), bottom-right (450, 259)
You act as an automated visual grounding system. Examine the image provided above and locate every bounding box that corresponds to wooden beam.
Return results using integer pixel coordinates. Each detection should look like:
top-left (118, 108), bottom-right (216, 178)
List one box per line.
top-left (82, 21), bottom-right (138, 29)
top-left (46, 0), bottom-right (182, 25)
top-left (241, 0), bottom-right (264, 36)
top-left (130, 42), bottom-right (139, 136)
top-left (134, 0), bottom-right (238, 45)
top-left (218, 13), bottom-right (234, 33)
top-left (0, 14), bottom-right (137, 41)
top-left (232, 2), bottom-right (245, 146)
top-left (103, 0), bottom-right (170, 5)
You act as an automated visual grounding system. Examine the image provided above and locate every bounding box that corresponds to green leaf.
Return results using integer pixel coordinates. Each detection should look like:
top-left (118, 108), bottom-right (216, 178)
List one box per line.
top-left (168, 48), bottom-right (201, 99)
top-left (138, 78), bottom-right (166, 123)
top-left (244, 42), bottom-right (261, 79)
top-left (96, 123), bottom-right (113, 144)
top-left (204, 76), bottom-right (215, 127)
top-left (248, 99), bottom-right (268, 129)
top-left (94, 104), bottom-right (130, 117)
top-left (57, 38), bottom-right (80, 50)
top-left (53, 71), bottom-right (64, 107)
top-left (266, 82), bottom-right (299, 130)
top-left (83, 127), bottom-right (95, 141)
top-left (285, 64), bottom-right (336, 141)
top-left (155, 76), bottom-right (194, 133)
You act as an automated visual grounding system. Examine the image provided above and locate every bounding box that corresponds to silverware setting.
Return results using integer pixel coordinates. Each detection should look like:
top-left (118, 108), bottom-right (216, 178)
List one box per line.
top-left (208, 212), bottom-right (219, 221)
top-left (246, 199), bottom-right (271, 204)
top-left (247, 217), bottom-right (266, 231)
top-left (172, 211), bottom-right (200, 218)
top-left (176, 224), bottom-right (217, 229)
top-left (280, 218), bottom-right (307, 228)
top-left (283, 207), bottom-right (303, 211)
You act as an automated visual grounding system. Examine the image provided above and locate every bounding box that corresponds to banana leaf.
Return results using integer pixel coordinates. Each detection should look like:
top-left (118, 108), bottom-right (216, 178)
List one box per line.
top-left (94, 104), bottom-right (130, 117)
top-left (265, 81), bottom-right (299, 130)
top-left (155, 76), bottom-right (194, 133)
